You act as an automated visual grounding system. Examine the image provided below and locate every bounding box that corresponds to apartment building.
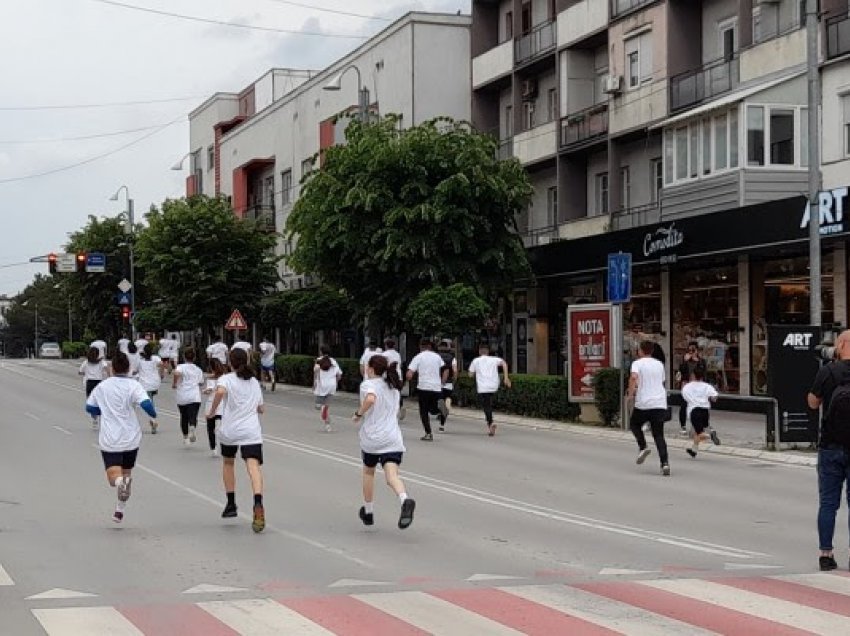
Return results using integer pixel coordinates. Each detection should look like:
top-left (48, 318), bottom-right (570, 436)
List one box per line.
top-left (186, 12), bottom-right (471, 291)
top-left (473, 0), bottom-right (850, 395)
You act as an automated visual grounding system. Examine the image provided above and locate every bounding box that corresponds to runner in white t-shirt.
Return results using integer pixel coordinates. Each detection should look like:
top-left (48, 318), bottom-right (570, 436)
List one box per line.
top-left (627, 340), bottom-right (671, 476)
top-left (157, 334), bottom-right (175, 374)
top-left (137, 343), bottom-right (163, 435)
top-left (468, 342), bottom-right (511, 437)
top-left (353, 354), bottom-right (416, 530)
top-left (172, 347), bottom-right (204, 446)
top-left (86, 352), bottom-right (157, 524)
top-left (231, 339), bottom-right (252, 355)
top-left (206, 336), bottom-right (229, 366)
top-left (206, 347), bottom-right (266, 533)
top-left (406, 338), bottom-right (444, 441)
top-left (203, 358), bottom-right (227, 457)
top-left (359, 342), bottom-right (383, 378)
top-left (134, 337), bottom-right (149, 356)
top-left (126, 342), bottom-right (141, 378)
top-left (117, 336), bottom-right (130, 355)
top-left (258, 336), bottom-right (277, 392)
top-left (382, 338), bottom-right (406, 420)
top-left (682, 367), bottom-right (721, 458)
top-left (90, 339), bottom-right (107, 361)
top-left (314, 345), bottom-right (342, 432)
top-left (79, 346), bottom-right (109, 429)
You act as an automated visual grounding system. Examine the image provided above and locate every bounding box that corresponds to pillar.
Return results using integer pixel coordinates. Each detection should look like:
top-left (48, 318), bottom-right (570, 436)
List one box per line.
top-left (661, 269), bottom-right (672, 385)
top-left (738, 255), bottom-right (751, 396)
top-left (737, 0), bottom-right (754, 49)
top-left (834, 243), bottom-right (847, 328)
top-left (608, 137), bottom-right (622, 215)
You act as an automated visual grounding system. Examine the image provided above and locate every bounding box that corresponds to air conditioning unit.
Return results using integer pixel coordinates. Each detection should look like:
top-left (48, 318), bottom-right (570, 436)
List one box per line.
top-left (521, 79), bottom-right (538, 101)
top-left (537, 236), bottom-right (552, 245)
top-left (603, 74), bottom-right (622, 95)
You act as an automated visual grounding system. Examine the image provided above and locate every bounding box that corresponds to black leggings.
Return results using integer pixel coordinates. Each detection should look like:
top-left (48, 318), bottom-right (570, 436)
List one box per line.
top-left (479, 392), bottom-right (495, 425)
top-left (630, 408), bottom-right (669, 466)
top-left (207, 416), bottom-right (220, 450)
top-left (177, 402), bottom-right (200, 436)
top-left (417, 390), bottom-right (441, 434)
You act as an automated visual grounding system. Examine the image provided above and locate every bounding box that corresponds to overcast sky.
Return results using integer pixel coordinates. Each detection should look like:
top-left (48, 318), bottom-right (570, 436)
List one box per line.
top-left (0, 0), bottom-right (469, 296)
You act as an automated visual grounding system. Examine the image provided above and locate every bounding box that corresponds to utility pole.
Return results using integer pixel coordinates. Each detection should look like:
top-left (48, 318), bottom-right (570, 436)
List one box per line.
top-left (807, 0), bottom-right (822, 326)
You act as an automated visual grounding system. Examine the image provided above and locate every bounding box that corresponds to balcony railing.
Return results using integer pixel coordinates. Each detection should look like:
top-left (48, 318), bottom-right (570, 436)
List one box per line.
top-left (521, 224), bottom-right (559, 247)
top-left (827, 13), bottom-right (850, 60)
top-left (611, 0), bottom-right (655, 19)
top-left (244, 204), bottom-right (277, 232)
top-left (560, 105), bottom-right (608, 150)
top-left (610, 202), bottom-right (660, 232)
top-left (497, 138), bottom-right (514, 161)
top-left (669, 55), bottom-right (740, 114)
top-left (515, 20), bottom-right (556, 66)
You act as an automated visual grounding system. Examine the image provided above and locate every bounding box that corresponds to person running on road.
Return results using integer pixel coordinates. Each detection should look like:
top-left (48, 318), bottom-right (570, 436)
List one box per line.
top-left (258, 336), bottom-right (277, 391)
top-left (627, 340), bottom-right (671, 476)
top-left (382, 338), bottom-right (406, 420)
top-left (126, 342), bottom-right (141, 378)
top-left (117, 334), bottom-right (130, 355)
top-left (158, 332), bottom-right (176, 375)
top-left (90, 338), bottom-right (107, 362)
top-left (173, 347), bottom-right (204, 446)
top-left (314, 345), bottom-right (342, 432)
top-left (353, 354), bottom-right (416, 530)
top-left (682, 367), bottom-right (720, 458)
top-left (134, 336), bottom-right (149, 356)
top-left (203, 358), bottom-right (227, 456)
top-left (406, 338), bottom-right (444, 442)
top-left (80, 346), bottom-right (109, 429)
top-left (468, 342), bottom-right (511, 437)
top-left (207, 347), bottom-right (266, 533)
top-left (137, 343), bottom-right (164, 434)
top-left (359, 340), bottom-right (383, 379)
top-left (206, 334), bottom-right (229, 367)
top-left (436, 338), bottom-right (458, 432)
top-left (86, 352), bottom-right (157, 524)
top-left (231, 338), bottom-right (252, 356)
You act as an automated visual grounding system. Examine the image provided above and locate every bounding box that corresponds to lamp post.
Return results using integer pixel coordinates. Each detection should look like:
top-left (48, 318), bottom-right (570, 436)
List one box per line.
top-left (323, 65), bottom-right (369, 123)
top-left (21, 299), bottom-right (38, 357)
top-left (170, 152), bottom-right (191, 171)
top-left (110, 185), bottom-right (136, 338)
top-left (805, 0), bottom-right (822, 326)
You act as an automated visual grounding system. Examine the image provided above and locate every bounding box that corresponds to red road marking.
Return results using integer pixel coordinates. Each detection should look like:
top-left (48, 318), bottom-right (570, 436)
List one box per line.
top-left (430, 588), bottom-right (619, 636)
top-left (280, 595), bottom-right (429, 635)
top-left (119, 603), bottom-right (238, 636)
top-left (575, 582), bottom-right (812, 636)
top-left (710, 576), bottom-right (850, 617)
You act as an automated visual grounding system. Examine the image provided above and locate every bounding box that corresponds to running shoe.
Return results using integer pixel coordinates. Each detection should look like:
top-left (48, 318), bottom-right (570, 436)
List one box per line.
top-left (210, 449), bottom-right (219, 458)
top-left (686, 448), bottom-right (697, 458)
top-left (359, 506), bottom-right (374, 526)
top-left (438, 414), bottom-right (445, 432)
top-left (112, 508), bottom-right (124, 524)
top-left (183, 438), bottom-right (191, 446)
top-left (117, 477), bottom-right (132, 502)
top-left (710, 429), bottom-right (721, 446)
top-left (150, 420), bottom-right (158, 435)
top-left (398, 498), bottom-right (416, 530)
top-left (679, 428), bottom-right (689, 436)
top-left (271, 377), bottom-right (276, 392)
top-left (661, 464), bottom-right (671, 476)
top-left (252, 504), bottom-right (266, 533)
top-left (398, 406), bottom-right (407, 421)
top-left (420, 433), bottom-right (433, 441)
top-left (324, 423), bottom-right (332, 433)
top-left (636, 448), bottom-right (651, 464)
top-left (819, 555), bottom-right (838, 571)
top-left (488, 423), bottom-right (497, 437)
top-left (320, 404), bottom-right (329, 422)
top-left (221, 502), bottom-right (237, 518)
top-left (189, 427), bottom-right (197, 443)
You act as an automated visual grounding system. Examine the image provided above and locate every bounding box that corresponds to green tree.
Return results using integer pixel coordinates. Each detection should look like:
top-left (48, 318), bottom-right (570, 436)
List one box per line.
top-left (1, 275), bottom-right (71, 357)
top-left (286, 116), bottom-right (533, 331)
top-left (406, 283), bottom-right (490, 338)
top-left (135, 196), bottom-right (279, 333)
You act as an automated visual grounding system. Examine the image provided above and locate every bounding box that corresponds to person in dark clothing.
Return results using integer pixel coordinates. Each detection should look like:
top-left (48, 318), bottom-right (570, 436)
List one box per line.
top-left (677, 342), bottom-right (707, 434)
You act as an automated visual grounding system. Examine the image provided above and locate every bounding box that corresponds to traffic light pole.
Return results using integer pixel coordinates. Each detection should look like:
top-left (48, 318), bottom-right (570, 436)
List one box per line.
top-left (128, 199), bottom-right (136, 339)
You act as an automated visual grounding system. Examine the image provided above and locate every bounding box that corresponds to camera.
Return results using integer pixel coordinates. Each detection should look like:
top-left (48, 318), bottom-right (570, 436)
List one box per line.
top-left (815, 330), bottom-right (841, 362)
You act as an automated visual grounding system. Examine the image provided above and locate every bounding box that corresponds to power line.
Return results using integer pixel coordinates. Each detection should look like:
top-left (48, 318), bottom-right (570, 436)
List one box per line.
top-left (89, 0), bottom-right (368, 39)
top-left (265, 0), bottom-right (390, 21)
top-left (0, 96), bottom-right (202, 112)
top-left (0, 122), bottom-right (175, 144)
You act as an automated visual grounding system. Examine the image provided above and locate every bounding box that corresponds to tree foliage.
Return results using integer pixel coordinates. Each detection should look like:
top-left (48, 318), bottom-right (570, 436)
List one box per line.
top-left (406, 283), bottom-right (490, 337)
top-left (286, 116), bottom-right (533, 330)
top-left (135, 196), bottom-right (279, 331)
top-left (1, 275), bottom-right (72, 357)
top-left (260, 287), bottom-right (351, 332)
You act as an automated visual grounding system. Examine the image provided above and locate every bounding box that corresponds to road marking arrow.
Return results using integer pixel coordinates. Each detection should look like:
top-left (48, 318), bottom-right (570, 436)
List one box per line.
top-left (27, 588), bottom-right (97, 600)
top-left (182, 583), bottom-right (249, 594)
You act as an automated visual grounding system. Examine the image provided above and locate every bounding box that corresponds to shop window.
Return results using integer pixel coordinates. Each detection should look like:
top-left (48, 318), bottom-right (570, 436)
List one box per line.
top-left (623, 275), bottom-right (663, 368)
top-left (769, 109), bottom-right (795, 165)
top-left (595, 172), bottom-right (609, 215)
top-left (747, 106), bottom-right (765, 166)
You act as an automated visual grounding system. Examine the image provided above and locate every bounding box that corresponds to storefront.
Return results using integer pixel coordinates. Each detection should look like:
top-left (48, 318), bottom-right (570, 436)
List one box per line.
top-left (525, 189), bottom-right (850, 395)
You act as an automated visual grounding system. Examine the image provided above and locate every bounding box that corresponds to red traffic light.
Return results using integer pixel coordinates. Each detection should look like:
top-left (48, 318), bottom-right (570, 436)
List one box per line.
top-left (121, 306), bottom-right (131, 321)
top-left (48, 252), bottom-right (57, 274)
top-left (76, 252), bottom-right (87, 273)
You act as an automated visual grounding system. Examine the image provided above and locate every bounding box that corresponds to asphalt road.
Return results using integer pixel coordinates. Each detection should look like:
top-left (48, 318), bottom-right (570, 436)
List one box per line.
top-left (0, 359), bottom-right (843, 635)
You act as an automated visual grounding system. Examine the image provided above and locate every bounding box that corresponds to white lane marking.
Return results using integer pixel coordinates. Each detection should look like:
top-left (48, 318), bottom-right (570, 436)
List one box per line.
top-left (263, 434), bottom-right (768, 560)
top-left (183, 583), bottom-right (249, 594)
top-left (599, 568), bottom-right (661, 576)
top-left (723, 563), bottom-right (785, 570)
top-left (52, 426), bottom-right (72, 435)
top-left (32, 607), bottom-right (143, 636)
top-left (503, 584), bottom-right (718, 636)
top-left (0, 563), bottom-right (13, 586)
top-left (357, 590), bottom-right (523, 636)
top-left (328, 578), bottom-right (392, 588)
top-left (24, 412), bottom-right (41, 421)
top-left (642, 578), bottom-right (850, 635)
top-left (466, 574), bottom-right (525, 582)
top-left (775, 573), bottom-right (850, 596)
top-left (27, 588), bottom-right (97, 600)
top-left (198, 598), bottom-right (334, 635)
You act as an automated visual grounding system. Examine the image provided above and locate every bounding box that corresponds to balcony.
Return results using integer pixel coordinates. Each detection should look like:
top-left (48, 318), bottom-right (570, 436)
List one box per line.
top-left (472, 39), bottom-right (513, 89)
top-left (610, 202), bottom-right (660, 231)
top-left (560, 105), bottom-right (608, 151)
top-left (558, 0), bottom-right (608, 48)
top-left (522, 225), bottom-right (559, 247)
top-left (669, 56), bottom-right (739, 114)
top-left (513, 121), bottom-right (558, 165)
top-left (827, 13), bottom-right (850, 60)
top-left (610, 0), bottom-right (656, 20)
top-left (515, 21), bottom-right (556, 66)
top-left (244, 205), bottom-right (277, 232)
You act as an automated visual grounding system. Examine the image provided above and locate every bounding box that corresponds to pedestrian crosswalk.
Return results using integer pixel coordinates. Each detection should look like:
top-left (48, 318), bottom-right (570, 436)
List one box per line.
top-left (28, 572), bottom-right (850, 635)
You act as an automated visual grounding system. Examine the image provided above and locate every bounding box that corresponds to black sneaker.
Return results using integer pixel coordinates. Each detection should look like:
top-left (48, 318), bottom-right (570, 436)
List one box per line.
top-left (221, 502), bottom-right (238, 518)
top-left (420, 433), bottom-right (433, 441)
top-left (820, 555), bottom-right (838, 571)
top-left (359, 506), bottom-right (374, 526)
top-left (398, 498), bottom-right (416, 530)
top-left (710, 430), bottom-right (721, 446)
top-left (686, 448), bottom-right (697, 458)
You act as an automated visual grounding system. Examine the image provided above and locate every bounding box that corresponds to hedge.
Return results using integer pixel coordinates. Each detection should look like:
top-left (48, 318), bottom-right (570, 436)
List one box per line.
top-left (61, 341), bottom-right (89, 359)
top-left (452, 374), bottom-right (581, 422)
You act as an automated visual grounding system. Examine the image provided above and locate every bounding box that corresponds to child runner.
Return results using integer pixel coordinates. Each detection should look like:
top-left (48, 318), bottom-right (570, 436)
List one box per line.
top-left (137, 344), bottom-right (164, 434)
top-left (382, 338), bottom-right (406, 420)
top-left (682, 367), bottom-right (721, 457)
top-left (85, 352), bottom-right (156, 524)
top-left (206, 347), bottom-right (266, 533)
top-left (468, 342), bottom-right (512, 437)
top-left (204, 358), bottom-right (227, 457)
top-left (353, 354), bottom-right (416, 530)
top-left (126, 342), bottom-right (141, 378)
top-left (79, 346), bottom-right (109, 429)
top-left (258, 336), bottom-right (277, 391)
top-left (173, 347), bottom-right (204, 446)
top-left (314, 345), bottom-right (342, 432)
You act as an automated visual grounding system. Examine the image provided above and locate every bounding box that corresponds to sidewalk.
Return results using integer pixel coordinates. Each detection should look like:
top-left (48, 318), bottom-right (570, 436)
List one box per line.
top-left (271, 384), bottom-right (817, 468)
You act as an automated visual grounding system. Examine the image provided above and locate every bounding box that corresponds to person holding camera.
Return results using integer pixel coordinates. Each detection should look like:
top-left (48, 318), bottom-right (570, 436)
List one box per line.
top-left (807, 330), bottom-right (850, 571)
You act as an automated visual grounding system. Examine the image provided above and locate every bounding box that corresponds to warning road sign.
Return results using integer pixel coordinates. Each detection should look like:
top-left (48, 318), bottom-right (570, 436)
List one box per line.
top-left (225, 309), bottom-right (247, 331)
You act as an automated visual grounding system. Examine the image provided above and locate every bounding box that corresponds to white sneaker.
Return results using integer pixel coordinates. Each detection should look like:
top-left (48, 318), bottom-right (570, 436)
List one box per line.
top-left (183, 438), bottom-right (191, 446)
top-left (189, 427), bottom-right (197, 443)
top-left (636, 448), bottom-right (651, 464)
top-left (324, 423), bottom-right (332, 433)
top-left (210, 448), bottom-right (219, 458)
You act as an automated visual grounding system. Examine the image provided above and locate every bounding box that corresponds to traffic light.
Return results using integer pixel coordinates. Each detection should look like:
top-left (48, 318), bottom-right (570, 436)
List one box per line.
top-left (48, 253), bottom-right (57, 274)
top-left (76, 252), bottom-right (86, 273)
top-left (121, 306), bottom-right (131, 321)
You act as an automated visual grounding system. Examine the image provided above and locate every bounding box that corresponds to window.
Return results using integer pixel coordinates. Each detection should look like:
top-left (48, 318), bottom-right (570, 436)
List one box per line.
top-left (730, 108), bottom-right (739, 168)
top-left (801, 107), bottom-right (809, 167)
top-left (651, 158), bottom-right (663, 203)
top-left (625, 31), bottom-right (653, 88)
top-left (664, 130), bottom-right (674, 185)
top-left (521, 1), bottom-right (531, 34)
top-left (546, 186), bottom-right (557, 226)
top-left (689, 125), bottom-right (699, 178)
top-left (675, 126), bottom-right (688, 180)
top-left (281, 170), bottom-right (292, 204)
top-left (843, 95), bottom-right (850, 157)
top-left (207, 145), bottom-right (215, 171)
top-left (719, 18), bottom-right (737, 60)
top-left (747, 106), bottom-right (765, 166)
top-left (715, 112), bottom-right (728, 171)
top-left (301, 157), bottom-right (314, 177)
top-left (523, 102), bottom-right (535, 130)
top-left (664, 107), bottom-right (742, 185)
top-left (596, 173), bottom-right (609, 215)
top-left (505, 104), bottom-right (513, 138)
top-left (263, 175), bottom-right (275, 207)
top-left (769, 109), bottom-right (794, 165)
top-left (548, 88), bottom-right (557, 123)
top-left (702, 118), bottom-right (712, 175)
top-left (620, 167), bottom-right (631, 210)
top-left (505, 11), bottom-right (513, 41)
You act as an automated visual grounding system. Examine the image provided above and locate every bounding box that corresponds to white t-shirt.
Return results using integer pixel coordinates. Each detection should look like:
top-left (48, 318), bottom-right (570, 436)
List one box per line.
top-left (206, 341), bottom-right (229, 365)
top-left (314, 357), bottom-right (341, 396)
top-left (631, 356), bottom-right (668, 410)
top-left (117, 338), bottom-right (130, 354)
top-left (231, 341), bottom-right (252, 354)
top-left (359, 347), bottom-right (383, 376)
top-left (90, 340), bottom-right (107, 360)
top-left (134, 338), bottom-right (149, 353)
top-left (137, 356), bottom-right (162, 392)
top-left (682, 380), bottom-right (719, 416)
top-left (87, 376), bottom-right (150, 452)
top-left (80, 360), bottom-right (108, 382)
top-left (259, 342), bottom-right (276, 367)
top-left (359, 378), bottom-right (405, 455)
top-left (174, 363), bottom-right (204, 405)
top-left (158, 337), bottom-right (174, 359)
top-left (217, 373), bottom-right (263, 446)
top-left (382, 348), bottom-right (403, 375)
top-left (469, 355), bottom-right (505, 394)
top-left (408, 350), bottom-right (444, 392)
top-left (204, 378), bottom-right (223, 416)
top-left (127, 352), bottom-right (141, 377)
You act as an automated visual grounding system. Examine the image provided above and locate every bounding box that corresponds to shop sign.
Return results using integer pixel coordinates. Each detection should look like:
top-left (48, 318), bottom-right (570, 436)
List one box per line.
top-left (800, 186), bottom-right (849, 236)
top-left (642, 223), bottom-right (684, 264)
top-left (566, 304), bottom-right (618, 402)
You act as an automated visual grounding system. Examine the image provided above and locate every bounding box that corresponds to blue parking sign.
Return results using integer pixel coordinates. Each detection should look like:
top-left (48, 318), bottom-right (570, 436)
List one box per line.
top-left (607, 253), bottom-right (631, 304)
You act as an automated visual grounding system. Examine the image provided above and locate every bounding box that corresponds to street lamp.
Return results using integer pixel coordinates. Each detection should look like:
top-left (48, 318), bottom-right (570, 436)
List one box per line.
top-left (323, 65), bottom-right (369, 123)
top-left (109, 185), bottom-right (136, 338)
top-left (21, 299), bottom-right (38, 358)
top-left (170, 152), bottom-right (190, 171)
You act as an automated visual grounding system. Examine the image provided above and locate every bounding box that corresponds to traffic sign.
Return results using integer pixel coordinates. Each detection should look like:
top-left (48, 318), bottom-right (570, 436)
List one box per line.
top-left (86, 252), bottom-right (106, 273)
top-left (56, 253), bottom-right (77, 273)
top-left (117, 292), bottom-right (132, 306)
top-left (117, 279), bottom-right (132, 293)
top-left (225, 309), bottom-right (248, 331)
top-left (607, 252), bottom-right (632, 304)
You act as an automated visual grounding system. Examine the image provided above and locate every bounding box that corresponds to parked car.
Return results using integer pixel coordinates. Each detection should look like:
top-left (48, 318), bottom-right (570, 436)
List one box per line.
top-left (39, 342), bottom-right (61, 359)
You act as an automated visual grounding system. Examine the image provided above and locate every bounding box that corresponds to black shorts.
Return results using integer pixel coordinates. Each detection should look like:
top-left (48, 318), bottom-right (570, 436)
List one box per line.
top-left (691, 408), bottom-right (710, 434)
top-left (85, 379), bottom-right (101, 397)
top-left (441, 388), bottom-right (453, 400)
top-left (101, 448), bottom-right (139, 470)
top-left (362, 451), bottom-right (403, 468)
top-left (220, 443), bottom-right (263, 464)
